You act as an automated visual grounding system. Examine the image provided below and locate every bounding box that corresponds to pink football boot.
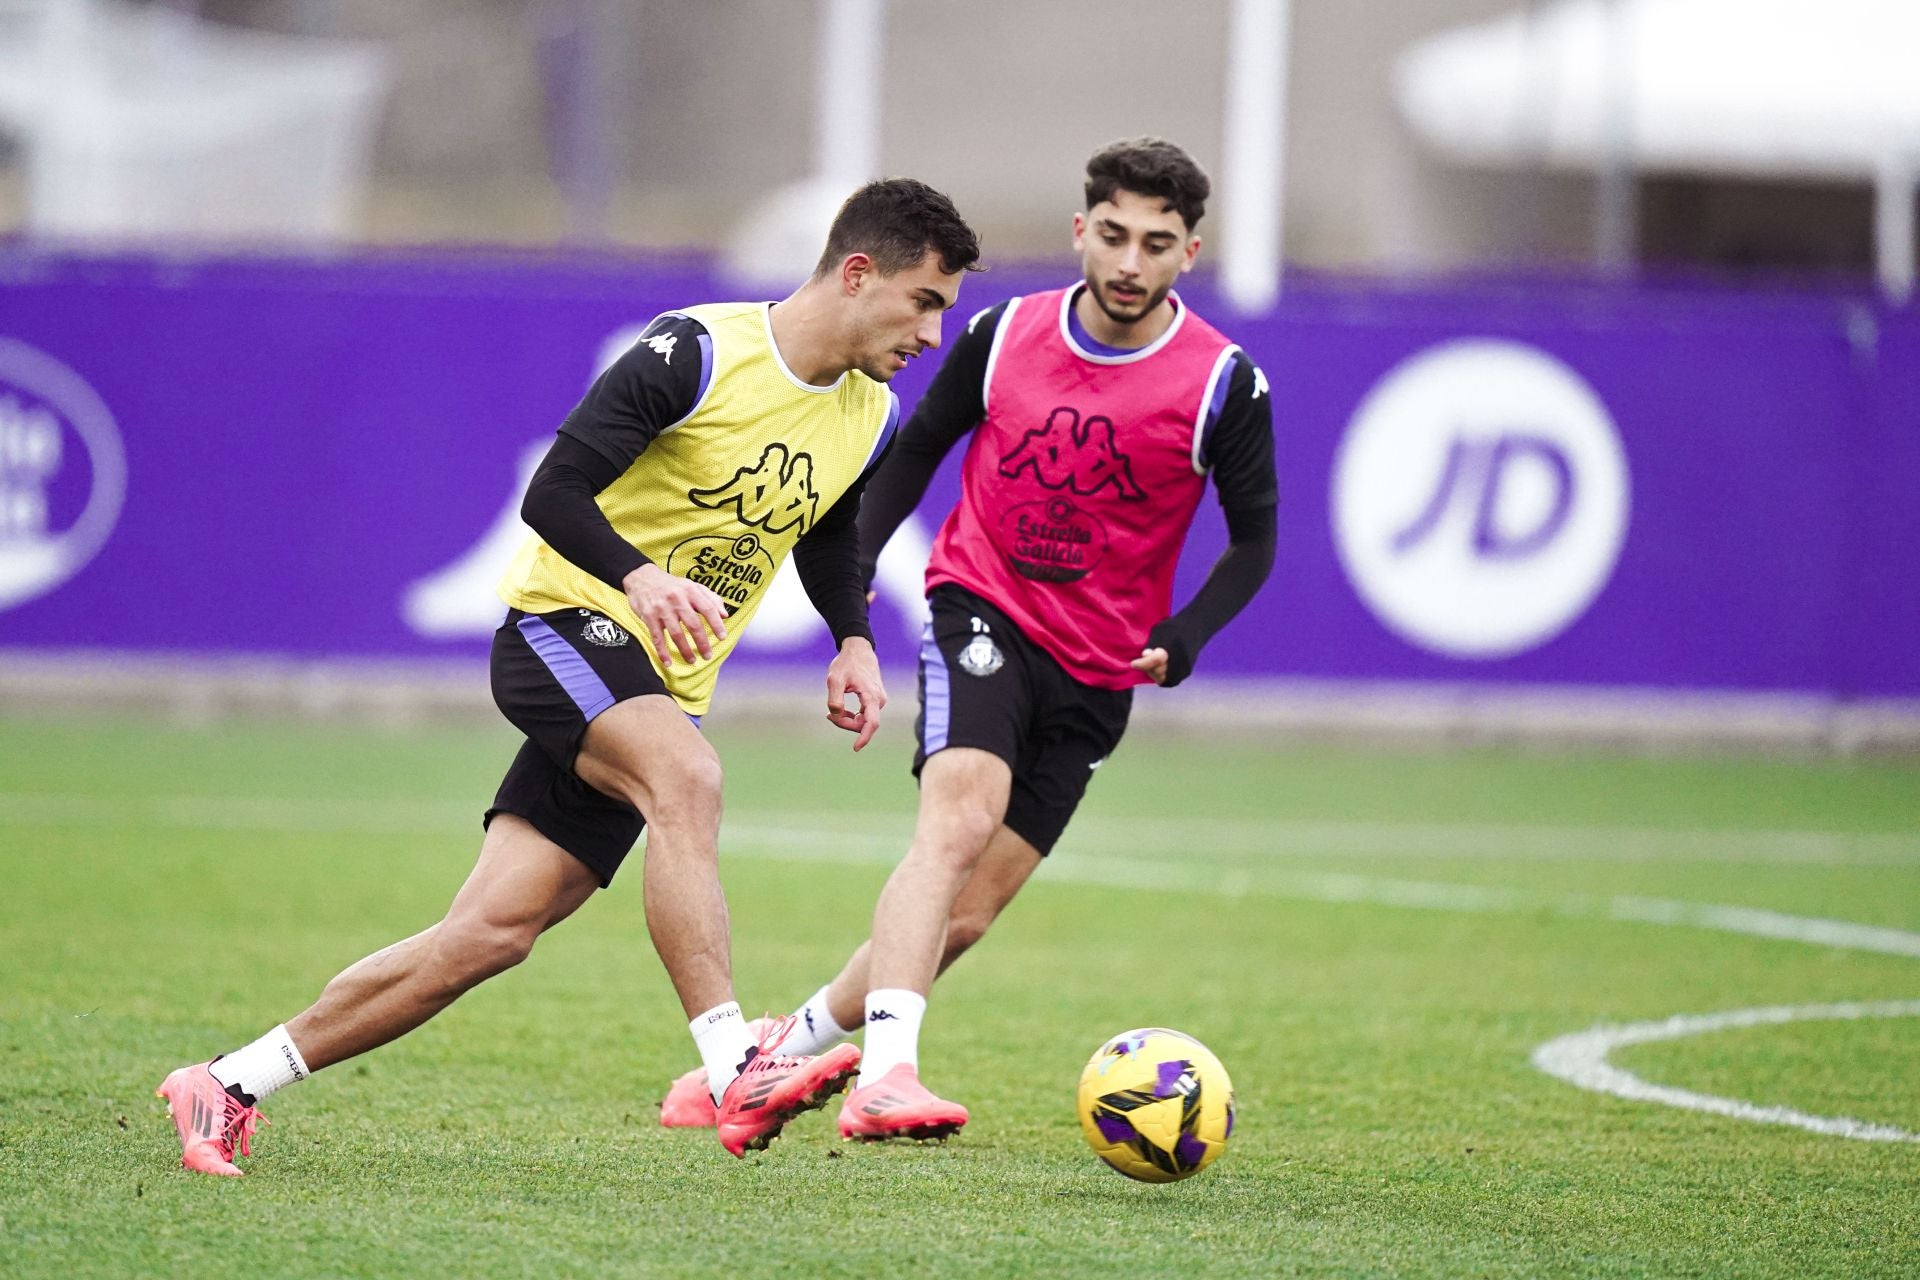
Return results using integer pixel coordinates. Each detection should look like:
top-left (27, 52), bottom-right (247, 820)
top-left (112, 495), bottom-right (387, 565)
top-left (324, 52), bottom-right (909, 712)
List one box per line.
top-left (838, 1064), bottom-right (968, 1141)
top-left (659, 1016), bottom-right (777, 1129)
top-left (156, 1062), bottom-right (268, 1177)
top-left (713, 1016), bottom-right (861, 1157)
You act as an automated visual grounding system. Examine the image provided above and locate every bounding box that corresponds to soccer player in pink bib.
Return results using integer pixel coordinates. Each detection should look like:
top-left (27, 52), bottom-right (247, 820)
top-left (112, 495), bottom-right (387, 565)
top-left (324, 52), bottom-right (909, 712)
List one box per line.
top-left (661, 139), bottom-right (1276, 1140)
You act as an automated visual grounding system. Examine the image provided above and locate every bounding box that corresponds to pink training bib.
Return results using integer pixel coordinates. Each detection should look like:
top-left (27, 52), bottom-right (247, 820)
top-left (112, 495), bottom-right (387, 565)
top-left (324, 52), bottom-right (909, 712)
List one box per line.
top-left (926, 286), bottom-right (1242, 688)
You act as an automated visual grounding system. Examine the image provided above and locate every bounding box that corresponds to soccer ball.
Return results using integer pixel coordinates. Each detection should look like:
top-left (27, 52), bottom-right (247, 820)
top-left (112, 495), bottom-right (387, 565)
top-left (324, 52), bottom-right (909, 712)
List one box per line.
top-left (1076, 1027), bottom-right (1234, 1183)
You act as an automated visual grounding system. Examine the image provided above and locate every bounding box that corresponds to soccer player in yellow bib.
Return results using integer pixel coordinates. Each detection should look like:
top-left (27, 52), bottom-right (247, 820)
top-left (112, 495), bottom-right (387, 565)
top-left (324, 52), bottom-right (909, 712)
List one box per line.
top-left (156, 180), bottom-right (983, 1173)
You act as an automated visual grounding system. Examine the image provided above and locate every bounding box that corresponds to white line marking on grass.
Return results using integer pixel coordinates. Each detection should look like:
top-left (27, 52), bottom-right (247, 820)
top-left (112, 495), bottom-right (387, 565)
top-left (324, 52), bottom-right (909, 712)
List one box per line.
top-left (6, 791), bottom-right (1913, 957)
top-left (1605, 897), bottom-right (1920, 959)
top-left (1531, 1002), bottom-right (1920, 1143)
top-left (1065, 814), bottom-right (1920, 868)
top-left (5, 795), bottom-right (1919, 865)
top-left (725, 825), bottom-right (1920, 959)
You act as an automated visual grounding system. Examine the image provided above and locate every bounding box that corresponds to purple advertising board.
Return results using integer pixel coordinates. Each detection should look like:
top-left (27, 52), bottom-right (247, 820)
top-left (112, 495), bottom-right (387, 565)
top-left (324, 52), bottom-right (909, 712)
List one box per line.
top-left (0, 249), bottom-right (1912, 698)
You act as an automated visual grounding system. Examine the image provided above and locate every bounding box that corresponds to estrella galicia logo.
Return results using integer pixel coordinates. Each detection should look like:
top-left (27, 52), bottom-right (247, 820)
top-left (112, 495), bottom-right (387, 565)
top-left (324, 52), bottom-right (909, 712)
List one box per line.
top-left (0, 339), bottom-right (127, 612)
top-left (1332, 339), bottom-right (1630, 659)
top-left (689, 442), bottom-right (819, 535)
top-left (999, 406), bottom-right (1145, 500)
top-left (999, 495), bottom-right (1108, 584)
top-left (665, 531), bottom-right (777, 612)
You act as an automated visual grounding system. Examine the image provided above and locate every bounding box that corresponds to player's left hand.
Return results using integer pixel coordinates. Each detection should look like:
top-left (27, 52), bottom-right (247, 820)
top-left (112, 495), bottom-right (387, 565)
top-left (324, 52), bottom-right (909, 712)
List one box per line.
top-left (826, 636), bottom-right (887, 751)
top-left (1131, 621), bottom-right (1196, 687)
top-left (1129, 647), bottom-right (1172, 685)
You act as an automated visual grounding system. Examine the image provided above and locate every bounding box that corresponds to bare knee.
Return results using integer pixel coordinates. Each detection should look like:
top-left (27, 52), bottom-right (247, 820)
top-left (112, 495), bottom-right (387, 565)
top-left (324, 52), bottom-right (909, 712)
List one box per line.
top-left (922, 803), bottom-right (1002, 873)
top-left (430, 918), bottom-right (537, 992)
top-left (635, 751), bottom-right (724, 834)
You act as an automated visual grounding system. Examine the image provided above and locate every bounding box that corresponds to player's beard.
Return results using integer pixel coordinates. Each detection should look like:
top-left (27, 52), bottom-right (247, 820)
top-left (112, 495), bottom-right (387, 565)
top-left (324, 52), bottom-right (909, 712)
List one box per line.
top-left (849, 316), bottom-right (906, 383)
top-left (857, 345), bottom-right (902, 382)
top-left (1086, 276), bottom-right (1174, 328)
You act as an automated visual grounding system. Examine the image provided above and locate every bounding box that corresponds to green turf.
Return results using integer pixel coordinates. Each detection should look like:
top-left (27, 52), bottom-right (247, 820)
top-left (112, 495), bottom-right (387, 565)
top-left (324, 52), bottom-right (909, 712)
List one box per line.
top-left (2, 713), bottom-right (1918, 1278)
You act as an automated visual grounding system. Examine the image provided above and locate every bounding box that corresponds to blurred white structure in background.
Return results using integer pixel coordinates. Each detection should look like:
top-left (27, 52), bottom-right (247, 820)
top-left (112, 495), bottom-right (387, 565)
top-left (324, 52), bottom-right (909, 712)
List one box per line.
top-left (723, 0), bottom-right (884, 286)
top-left (1219, 0), bottom-right (1291, 314)
top-left (0, 0), bottom-right (389, 244)
top-left (1395, 0), bottom-right (1920, 298)
top-left (726, 0), bottom-right (1298, 310)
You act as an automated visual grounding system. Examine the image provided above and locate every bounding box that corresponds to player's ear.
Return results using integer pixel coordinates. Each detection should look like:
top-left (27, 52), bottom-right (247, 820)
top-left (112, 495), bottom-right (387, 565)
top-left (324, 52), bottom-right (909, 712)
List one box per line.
top-left (1071, 212), bottom-right (1087, 251)
top-left (1180, 235), bottom-right (1202, 273)
top-left (840, 252), bottom-right (875, 296)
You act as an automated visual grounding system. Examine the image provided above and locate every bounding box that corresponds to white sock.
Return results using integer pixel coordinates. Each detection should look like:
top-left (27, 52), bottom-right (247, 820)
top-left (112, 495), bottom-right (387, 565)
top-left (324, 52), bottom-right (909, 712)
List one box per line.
top-left (858, 988), bottom-right (926, 1087)
top-left (691, 1001), bottom-right (757, 1106)
top-left (780, 985), bottom-right (853, 1057)
top-left (207, 1024), bottom-right (310, 1104)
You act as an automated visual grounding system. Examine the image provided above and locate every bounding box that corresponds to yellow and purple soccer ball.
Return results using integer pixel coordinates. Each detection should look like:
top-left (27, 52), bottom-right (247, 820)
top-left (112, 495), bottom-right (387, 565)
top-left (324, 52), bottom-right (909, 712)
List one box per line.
top-left (1076, 1027), bottom-right (1234, 1183)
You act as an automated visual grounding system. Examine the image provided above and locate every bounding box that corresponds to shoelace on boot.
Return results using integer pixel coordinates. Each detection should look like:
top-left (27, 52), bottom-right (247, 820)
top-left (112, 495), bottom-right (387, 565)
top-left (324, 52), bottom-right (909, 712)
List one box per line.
top-left (739, 1013), bottom-right (801, 1074)
top-left (218, 1094), bottom-right (268, 1159)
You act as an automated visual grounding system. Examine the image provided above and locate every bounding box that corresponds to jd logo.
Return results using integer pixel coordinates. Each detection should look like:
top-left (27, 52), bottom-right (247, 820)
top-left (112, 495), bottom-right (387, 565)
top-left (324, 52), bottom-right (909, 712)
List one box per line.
top-left (689, 442), bottom-right (819, 535)
top-left (0, 339), bottom-right (127, 612)
top-left (1391, 434), bottom-right (1574, 560)
top-left (1332, 340), bottom-right (1630, 659)
top-left (999, 406), bottom-right (1145, 500)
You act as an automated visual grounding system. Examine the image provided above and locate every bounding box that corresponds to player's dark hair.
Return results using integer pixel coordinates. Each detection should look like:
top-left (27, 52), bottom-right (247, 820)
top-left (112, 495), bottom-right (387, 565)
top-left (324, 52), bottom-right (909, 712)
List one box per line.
top-left (813, 178), bottom-right (984, 279)
top-left (1084, 137), bottom-right (1211, 230)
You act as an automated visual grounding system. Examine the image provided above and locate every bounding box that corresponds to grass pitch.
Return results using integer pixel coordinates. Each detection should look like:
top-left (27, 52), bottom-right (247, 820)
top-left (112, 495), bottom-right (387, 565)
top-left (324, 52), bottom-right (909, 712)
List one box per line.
top-left (1, 711), bottom-right (1917, 1278)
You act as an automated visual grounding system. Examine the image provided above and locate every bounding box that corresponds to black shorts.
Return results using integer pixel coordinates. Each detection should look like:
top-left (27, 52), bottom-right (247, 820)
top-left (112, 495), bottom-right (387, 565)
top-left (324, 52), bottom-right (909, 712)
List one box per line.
top-left (913, 584), bottom-right (1132, 856)
top-left (484, 606), bottom-right (677, 887)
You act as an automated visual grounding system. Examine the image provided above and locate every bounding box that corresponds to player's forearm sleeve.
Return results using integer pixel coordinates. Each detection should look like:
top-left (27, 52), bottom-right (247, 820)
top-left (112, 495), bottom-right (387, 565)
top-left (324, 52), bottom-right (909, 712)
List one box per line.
top-left (794, 507), bottom-right (874, 647)
top-left (520, 435), bottom-right (652, 590)
top-left (853, 431), bottom-right (949, 589)
top-left (1147, 505), bottom-right (1277, 687)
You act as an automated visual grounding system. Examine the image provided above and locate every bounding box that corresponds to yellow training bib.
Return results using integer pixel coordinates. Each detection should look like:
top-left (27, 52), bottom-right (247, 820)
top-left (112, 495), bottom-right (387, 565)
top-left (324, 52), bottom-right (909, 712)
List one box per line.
top-left (499, 302), bottom-right (897, 714)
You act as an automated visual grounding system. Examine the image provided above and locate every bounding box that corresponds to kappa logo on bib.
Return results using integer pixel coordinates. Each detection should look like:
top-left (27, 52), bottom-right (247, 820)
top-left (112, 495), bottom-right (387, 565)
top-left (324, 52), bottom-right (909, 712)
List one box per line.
top-left (0, 339), bottom-right (127, 612)
top-left (1331, 339), bottom-right (1630, 660)
top-left (999, 406), bottom-right (1145, 501)
top-left (689, 442), bottom-right (819, 536)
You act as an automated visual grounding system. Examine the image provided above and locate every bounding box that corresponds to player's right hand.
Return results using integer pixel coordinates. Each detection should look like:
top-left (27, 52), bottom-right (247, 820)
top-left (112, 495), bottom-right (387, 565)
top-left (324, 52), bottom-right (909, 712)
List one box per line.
top-left (621, 563), bottom-right (729, 667)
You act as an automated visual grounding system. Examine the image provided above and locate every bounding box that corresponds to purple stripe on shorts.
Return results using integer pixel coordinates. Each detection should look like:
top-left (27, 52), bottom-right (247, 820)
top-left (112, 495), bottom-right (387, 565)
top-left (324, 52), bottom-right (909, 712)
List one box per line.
top-left (920, 618), bottom-right (950, 753)
top-left (517, 615), bottom-right (617, 721)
